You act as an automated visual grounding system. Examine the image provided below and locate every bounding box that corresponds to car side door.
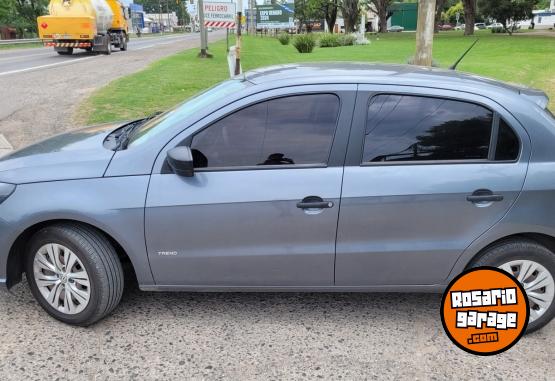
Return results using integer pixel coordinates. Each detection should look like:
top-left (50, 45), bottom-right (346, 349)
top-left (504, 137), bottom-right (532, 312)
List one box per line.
top-left (146, 85), bottom-right (357, 287)
top-left (335, 86), bottom-right (530, 287)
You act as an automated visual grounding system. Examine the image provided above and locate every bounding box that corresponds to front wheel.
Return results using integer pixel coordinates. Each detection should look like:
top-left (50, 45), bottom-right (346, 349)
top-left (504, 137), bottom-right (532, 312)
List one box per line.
top-left (25, 223), bottom-right (124, 326)
top-left (470, 239), bottom-right (555, 333)
top-left (120, 36), bottom-right (127, 51)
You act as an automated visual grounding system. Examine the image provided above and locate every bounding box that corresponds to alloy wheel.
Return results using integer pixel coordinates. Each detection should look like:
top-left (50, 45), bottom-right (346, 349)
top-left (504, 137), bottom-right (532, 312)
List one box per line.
top-left (33, 243), bottom-right (91, 314)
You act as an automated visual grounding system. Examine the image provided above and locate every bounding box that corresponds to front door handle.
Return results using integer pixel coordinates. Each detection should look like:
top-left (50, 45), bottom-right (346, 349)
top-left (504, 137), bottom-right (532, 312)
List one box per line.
top-left (297, 196), bottom-right (334, 209)
top-left (466, 189), bottom-right (504, 203)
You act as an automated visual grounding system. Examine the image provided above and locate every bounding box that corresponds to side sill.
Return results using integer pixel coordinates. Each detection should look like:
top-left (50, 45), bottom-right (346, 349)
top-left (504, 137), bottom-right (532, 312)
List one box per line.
top-left (139, 284), bottom-right (446, 293)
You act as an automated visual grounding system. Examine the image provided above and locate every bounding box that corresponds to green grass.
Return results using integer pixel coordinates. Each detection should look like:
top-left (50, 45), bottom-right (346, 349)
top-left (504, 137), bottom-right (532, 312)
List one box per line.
top-left (0, 42), bottom-right (43, 50)
top-left (81, 30), bottom-right (555, 124)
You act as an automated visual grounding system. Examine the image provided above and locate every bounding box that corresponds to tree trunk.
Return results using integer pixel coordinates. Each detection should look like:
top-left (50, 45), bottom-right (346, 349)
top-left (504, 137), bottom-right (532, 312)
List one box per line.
top-left (342, 0), bottom-right (359, 33)
top-left (326, 2), bottom-right (338, 33)
top-left (414, 0), bottom-right (436, 66)
top-left (434, 0), bottom-right (446, 33)
top-left (463, 0), bottom-right (475, 36)
top-left (378, 6), bottom-right (388, 33)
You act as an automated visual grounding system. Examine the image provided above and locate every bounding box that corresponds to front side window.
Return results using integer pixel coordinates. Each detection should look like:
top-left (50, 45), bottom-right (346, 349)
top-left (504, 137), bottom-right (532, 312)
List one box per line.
top-left (130, 79), bottom-right (251, 146)
top-left (363, 95), bottom-right (493, 163)
top-left (191, 94), bottom-right (340, 168)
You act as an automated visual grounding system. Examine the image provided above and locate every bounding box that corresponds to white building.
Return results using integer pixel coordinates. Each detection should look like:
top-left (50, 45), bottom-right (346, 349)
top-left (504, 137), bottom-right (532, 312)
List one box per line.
top-left (145, 12), bottom-right (179, 32)
top-left (519, 0), bottom-right (555, 30)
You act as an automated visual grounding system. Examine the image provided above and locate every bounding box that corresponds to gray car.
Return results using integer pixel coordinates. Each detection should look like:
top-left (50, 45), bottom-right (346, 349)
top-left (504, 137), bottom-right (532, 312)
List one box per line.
top-left (1, 63), bottom-right (555, 331)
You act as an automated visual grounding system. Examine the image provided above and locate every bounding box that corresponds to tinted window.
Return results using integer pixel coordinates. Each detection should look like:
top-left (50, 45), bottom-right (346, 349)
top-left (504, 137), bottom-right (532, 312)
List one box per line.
top-left (130, 79), bottom-right (250, 146)
top-left (363, 95), bottom-right (493, 163)
top-left (191, 94), bottom-right (340, 168)
top-left (495, 119), bottom-right (519, 161)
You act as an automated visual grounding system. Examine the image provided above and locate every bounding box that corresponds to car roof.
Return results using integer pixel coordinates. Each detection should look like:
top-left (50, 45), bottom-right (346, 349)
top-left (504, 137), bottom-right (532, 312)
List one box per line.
top-left (244, 62), bottom-right (548, 108)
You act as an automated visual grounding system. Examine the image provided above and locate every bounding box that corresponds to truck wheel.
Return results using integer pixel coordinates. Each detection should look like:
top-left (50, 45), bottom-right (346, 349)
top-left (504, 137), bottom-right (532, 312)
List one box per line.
top-left (56, 47), bottom-right (73, 55)
top-left (25, 223), bottom-right (124, 326)
top-left (120, 38), bottom-right (127, 51)
top-left (105, 42), bottom-right (111, 55)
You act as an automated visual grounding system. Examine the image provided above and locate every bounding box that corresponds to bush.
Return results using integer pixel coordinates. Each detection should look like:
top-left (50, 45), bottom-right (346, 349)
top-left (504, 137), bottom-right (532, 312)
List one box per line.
top-left (491, 26), bottom-right (505, 33)
top-left (319, 33), bottom-right (340, 48)
top-left (277, 32), bottom-right (290, 45)
top-left (338, 34), bottom-right (356, 46)
top-left (293, 34), bottom-right (316, 53)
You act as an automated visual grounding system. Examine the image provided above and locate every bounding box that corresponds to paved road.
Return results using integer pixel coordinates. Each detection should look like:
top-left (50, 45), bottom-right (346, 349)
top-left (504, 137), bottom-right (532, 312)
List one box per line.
top-left (0, 34), bottom-right (210, 76)
top-left (0, 31), bottom-right (225, 150)
top-left (0, 280), bottom-right (554, 380)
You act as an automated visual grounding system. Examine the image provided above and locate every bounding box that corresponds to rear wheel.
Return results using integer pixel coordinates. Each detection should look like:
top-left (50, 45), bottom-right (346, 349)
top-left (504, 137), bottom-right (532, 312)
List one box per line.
top-left (25, 223), bottom-right (124, 326)
top-left (56, 47), bottom-right (73, 55)
top-left (470, 239), bottom-right (555, 333)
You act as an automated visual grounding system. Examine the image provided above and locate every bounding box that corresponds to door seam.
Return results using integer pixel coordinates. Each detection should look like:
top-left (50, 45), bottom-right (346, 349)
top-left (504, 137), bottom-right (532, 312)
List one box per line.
top-left (334, 85), bottom-right (359, 285)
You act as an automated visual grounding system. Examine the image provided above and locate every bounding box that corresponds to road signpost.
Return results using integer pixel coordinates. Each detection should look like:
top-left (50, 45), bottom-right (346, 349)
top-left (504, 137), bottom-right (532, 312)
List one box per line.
top-left (200, 1), bottom-right (237, 68)
top-left (197, 0), bottom-right (210, 57)
top-left (235, 0), bottom-right (242, 75)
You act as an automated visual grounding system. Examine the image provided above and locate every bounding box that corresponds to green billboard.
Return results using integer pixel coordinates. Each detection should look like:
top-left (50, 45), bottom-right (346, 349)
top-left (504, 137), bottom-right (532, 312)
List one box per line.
top-left (256, 3), bottom-right (295, 29)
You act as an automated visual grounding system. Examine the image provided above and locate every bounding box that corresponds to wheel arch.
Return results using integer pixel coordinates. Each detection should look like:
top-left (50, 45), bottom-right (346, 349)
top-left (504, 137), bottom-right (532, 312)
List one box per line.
top-left (6, 219), bottom-right (138, 289)
top-left (463, 232), bottom-right (555, 270)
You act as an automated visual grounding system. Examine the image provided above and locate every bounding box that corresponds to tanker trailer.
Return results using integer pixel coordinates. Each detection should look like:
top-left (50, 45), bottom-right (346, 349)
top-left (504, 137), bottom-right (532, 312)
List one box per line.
top-left (37, 0), bottom-right (129, 55)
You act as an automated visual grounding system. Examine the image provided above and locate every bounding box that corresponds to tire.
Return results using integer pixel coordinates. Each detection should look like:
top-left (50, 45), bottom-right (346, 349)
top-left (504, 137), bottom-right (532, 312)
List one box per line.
top-left (469, 239), bottom-right (555, 333)
top-left (56, 47), bottom-right (73, 55)
top-left (25, 223), bottom-right (124, 326)
top-left (105, 42), bottom-right (111, 55)
top-left (120, 37), bottom-right (127, 51)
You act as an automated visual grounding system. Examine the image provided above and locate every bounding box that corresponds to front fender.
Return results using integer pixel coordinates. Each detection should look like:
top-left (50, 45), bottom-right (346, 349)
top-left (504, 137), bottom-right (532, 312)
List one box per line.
top-left (0, 176), bottom-right (154, 287)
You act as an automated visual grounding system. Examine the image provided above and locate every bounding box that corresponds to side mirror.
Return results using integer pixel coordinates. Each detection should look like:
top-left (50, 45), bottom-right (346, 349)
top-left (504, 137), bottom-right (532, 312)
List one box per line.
top-left (167, 146), bottom-right (194, 177)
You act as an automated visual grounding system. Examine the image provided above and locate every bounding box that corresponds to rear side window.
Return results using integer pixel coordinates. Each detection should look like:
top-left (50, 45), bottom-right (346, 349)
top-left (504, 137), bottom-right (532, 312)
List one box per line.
top-left (191, 94), bottom-right (340, 168)
top-left (363, 95), bottom-right (493, 163)
top-left (495, 119), bottom-right (519, 161)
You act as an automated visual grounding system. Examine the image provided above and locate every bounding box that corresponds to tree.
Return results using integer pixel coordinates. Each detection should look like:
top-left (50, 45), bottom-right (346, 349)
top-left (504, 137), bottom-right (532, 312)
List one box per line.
top-left (13, 0), bottom-right (48, 34)
top-left (414, 0), bottom-right (436, 66)
top-left (0, 0), bottom-right (48, 37)
top-left (442, 1), bottom-right (464, 24)
top-left (478, 0), bottom-right (538, 34)
top-left (295, 0), bottom-right (339, 33)
top-left (462, 0), bottom-right (476, 35)
top-left (341, 0), bottom-right (360, 33)
top-left (319, 0), bottom-right (340, 32)
top-left (135, 0), bottom-right (189, 26)
top-left (434, 0), bottom-right (447, 32)
top-left (295, 0), bottom-right (315, 30)
top-left (366, 0), bottom-right (393, 33)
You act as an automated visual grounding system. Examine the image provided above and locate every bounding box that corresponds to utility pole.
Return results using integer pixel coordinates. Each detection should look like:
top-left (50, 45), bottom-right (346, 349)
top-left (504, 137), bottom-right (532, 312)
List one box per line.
top-left (414, 0), bottom-right (436, 66)
top-left (197, 0), bottom-right (211, 57)
top-left (249, 0), bottom-right (256, 34)
top-left (166, 0), bottom-right (170, 32)
top-left (159, 2), bottom-right (163, 34)
top-left (235, 0), bottom-right (242, 75)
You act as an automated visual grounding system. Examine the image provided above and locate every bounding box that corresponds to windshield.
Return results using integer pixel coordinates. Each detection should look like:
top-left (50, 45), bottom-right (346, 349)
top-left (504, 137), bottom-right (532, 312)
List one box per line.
top-left (129, 79), bottom-right (251, 146)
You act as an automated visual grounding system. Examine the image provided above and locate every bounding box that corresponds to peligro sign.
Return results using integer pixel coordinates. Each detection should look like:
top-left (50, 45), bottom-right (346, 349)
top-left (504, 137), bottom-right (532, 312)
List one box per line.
top-left (203, 1), bottom-right (236, 29)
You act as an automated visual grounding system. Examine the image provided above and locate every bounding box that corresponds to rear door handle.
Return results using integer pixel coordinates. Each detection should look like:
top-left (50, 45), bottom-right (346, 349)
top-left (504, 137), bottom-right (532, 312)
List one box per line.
top-left (297, 196), bottom-right (334, 209)
top-left (466, 189), bottom-right (504, 203)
